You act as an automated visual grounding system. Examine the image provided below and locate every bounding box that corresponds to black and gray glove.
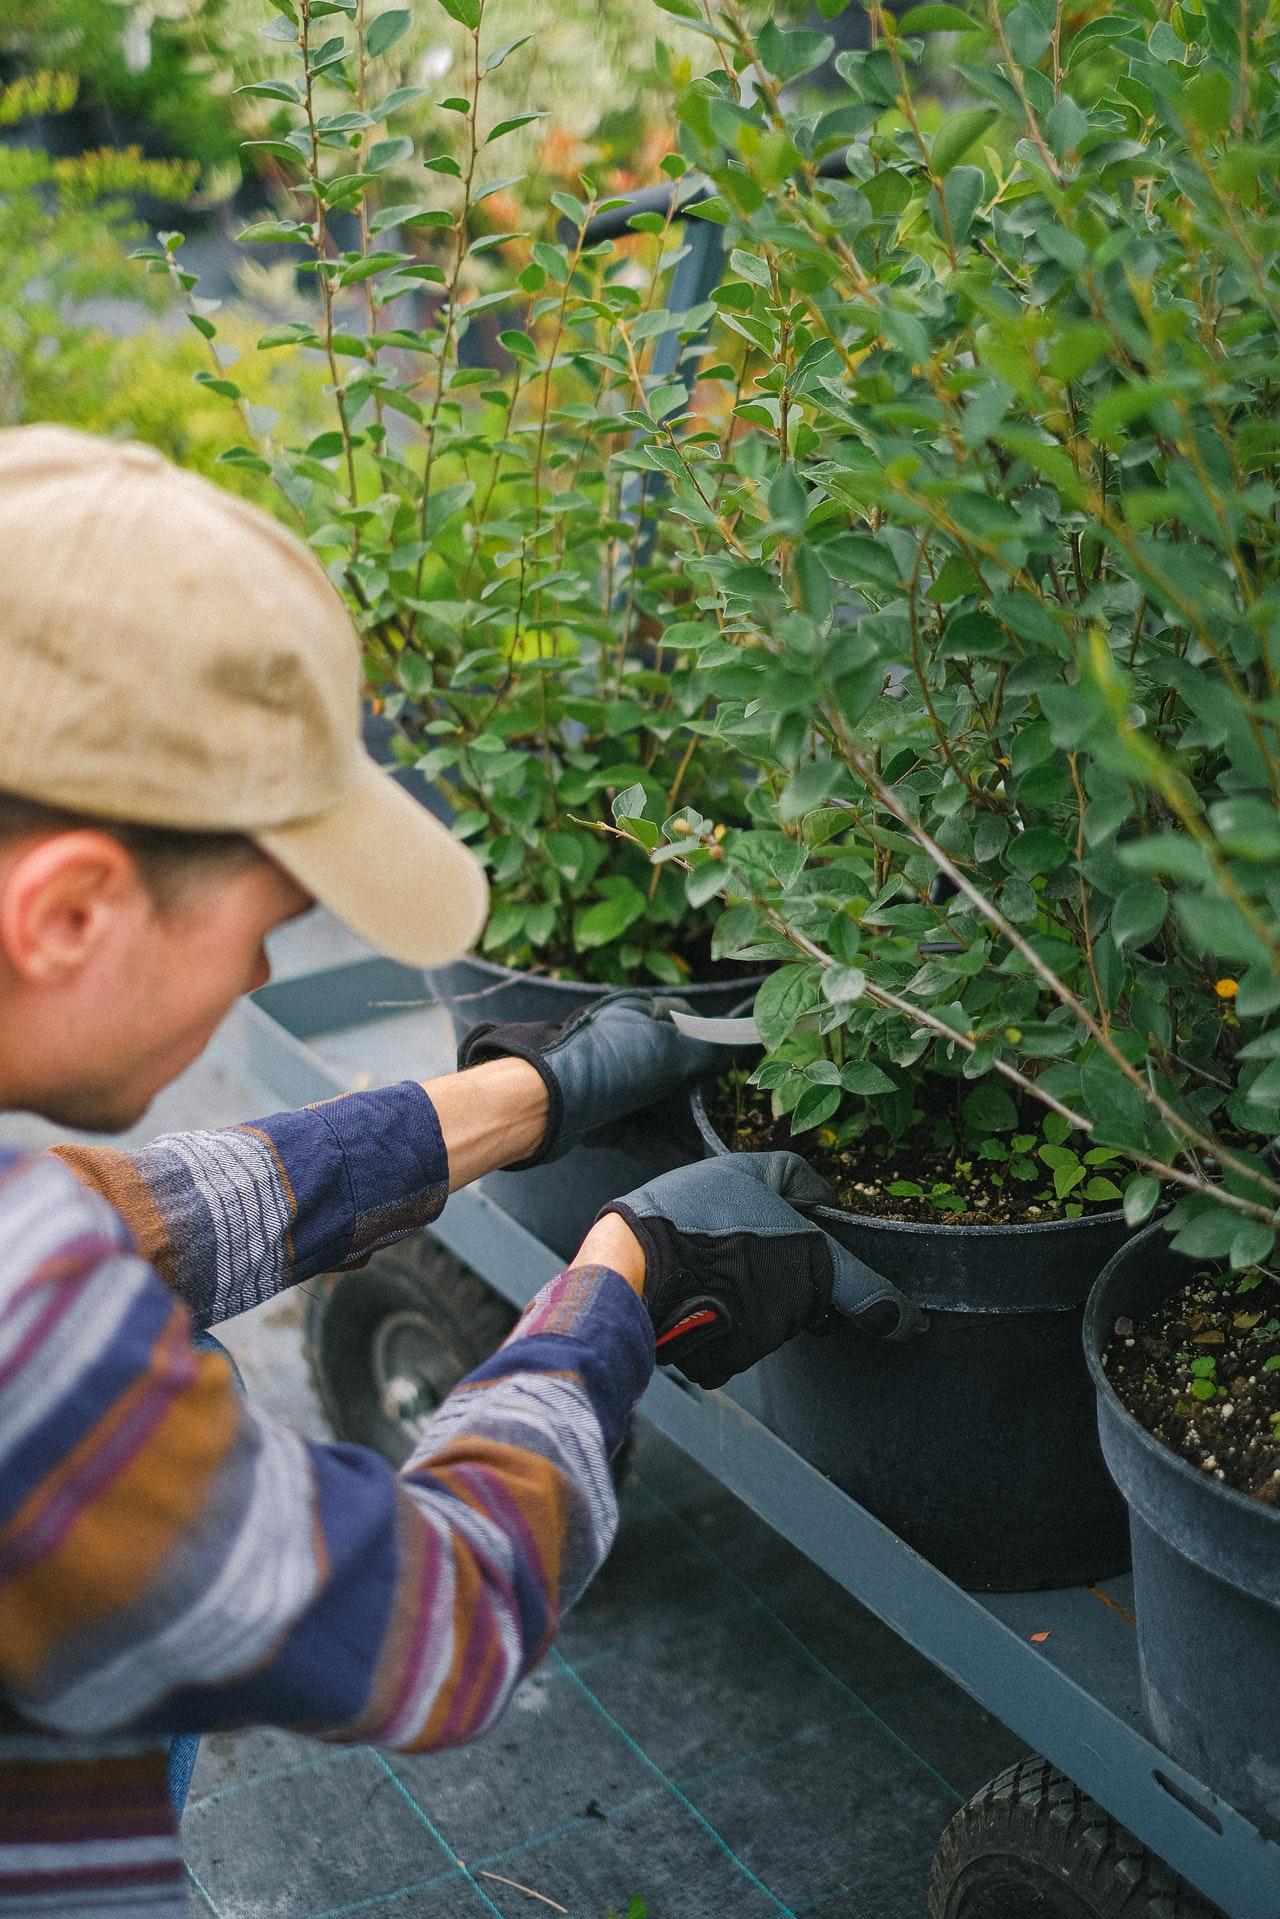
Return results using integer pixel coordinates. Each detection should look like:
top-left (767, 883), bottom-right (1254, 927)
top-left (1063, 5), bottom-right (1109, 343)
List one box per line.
top-left (600, 1152), bottom-right (927, 1389)
top-left (457, 991), bottom-right (722, 1170)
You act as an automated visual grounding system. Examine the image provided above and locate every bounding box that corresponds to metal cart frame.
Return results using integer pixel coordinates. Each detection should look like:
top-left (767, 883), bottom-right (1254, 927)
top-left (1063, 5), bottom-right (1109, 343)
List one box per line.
top-left (228, 952), bottom-right (1280, 1919)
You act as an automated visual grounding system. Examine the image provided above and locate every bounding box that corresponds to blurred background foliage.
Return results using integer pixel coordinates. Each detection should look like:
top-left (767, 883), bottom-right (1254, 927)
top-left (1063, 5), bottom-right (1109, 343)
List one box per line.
top-left (0, 0), bottom-right (732, 481)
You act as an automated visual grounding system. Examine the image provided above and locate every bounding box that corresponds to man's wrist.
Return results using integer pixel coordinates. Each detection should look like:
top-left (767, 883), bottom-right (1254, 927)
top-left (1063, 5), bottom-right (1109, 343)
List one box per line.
top-left (572, 1213), bottom-right (647, 1297)
top-left (424, 1056), bottom-right (551, 1190)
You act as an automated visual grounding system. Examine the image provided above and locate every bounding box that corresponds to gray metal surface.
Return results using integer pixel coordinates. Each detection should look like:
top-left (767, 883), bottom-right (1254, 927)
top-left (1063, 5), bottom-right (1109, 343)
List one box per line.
top-left (233, 962), bottom-right (1280, 1919)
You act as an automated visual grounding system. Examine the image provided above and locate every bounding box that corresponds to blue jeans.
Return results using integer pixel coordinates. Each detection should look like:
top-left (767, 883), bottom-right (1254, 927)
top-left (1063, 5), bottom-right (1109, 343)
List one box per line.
top-left (168, 1330), bottom-right (243, 1817)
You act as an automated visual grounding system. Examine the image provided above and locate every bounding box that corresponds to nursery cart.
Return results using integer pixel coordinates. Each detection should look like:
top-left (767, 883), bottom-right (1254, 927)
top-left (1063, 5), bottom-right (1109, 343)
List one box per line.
top-left (233, 946), bottom-right (1280, 1919)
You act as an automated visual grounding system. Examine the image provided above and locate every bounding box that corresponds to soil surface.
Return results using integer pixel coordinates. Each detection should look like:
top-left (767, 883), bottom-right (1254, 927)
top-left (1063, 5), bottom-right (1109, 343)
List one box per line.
top-left (704, 1072), bottom-right (1123, 1227)
top-left (1103, 1267), bottom-right (1280, 1502)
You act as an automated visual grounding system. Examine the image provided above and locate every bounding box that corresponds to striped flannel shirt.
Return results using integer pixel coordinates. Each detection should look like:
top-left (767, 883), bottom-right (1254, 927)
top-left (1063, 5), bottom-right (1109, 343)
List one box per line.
top-left (0, 1081), bottom-right (653, 1917)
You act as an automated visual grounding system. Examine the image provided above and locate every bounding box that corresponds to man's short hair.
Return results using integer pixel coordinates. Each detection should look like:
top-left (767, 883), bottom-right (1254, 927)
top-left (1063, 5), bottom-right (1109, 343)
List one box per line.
top-left (0, 790), bottom-right (259, 905)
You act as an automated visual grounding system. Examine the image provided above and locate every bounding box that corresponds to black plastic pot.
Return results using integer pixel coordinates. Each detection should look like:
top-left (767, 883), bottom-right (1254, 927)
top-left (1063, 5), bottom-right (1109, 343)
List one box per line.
top-left (693, 1085), bottom-right (1134, 1592)
top-left (1085, 1227), bottom-right (1280, 1838)
top-left (428, 955), bottom-right (761, 1262)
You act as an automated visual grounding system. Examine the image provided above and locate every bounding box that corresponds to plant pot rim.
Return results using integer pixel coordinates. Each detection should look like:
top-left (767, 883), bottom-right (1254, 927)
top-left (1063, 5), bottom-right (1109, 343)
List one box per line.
top-left (1084, 1221), bottom-right (1280, 1532)
top-left (691, 1079), bottom-right (1129, 1239)
top-left (434, 949), bottom-right (765, 1001)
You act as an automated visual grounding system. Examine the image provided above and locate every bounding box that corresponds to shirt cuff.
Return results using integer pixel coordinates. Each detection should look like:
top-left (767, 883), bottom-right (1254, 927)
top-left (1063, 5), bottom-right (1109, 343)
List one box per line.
top-left (463, 1264), bottom-right (655, 1456)
top-left (244, 1081), bottom-right (450, 1278)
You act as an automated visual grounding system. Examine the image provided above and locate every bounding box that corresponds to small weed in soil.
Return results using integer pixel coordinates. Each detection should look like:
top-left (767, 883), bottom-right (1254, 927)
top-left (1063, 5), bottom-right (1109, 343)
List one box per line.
top-left (1104, 1266), bottom-right (1280, 1502)
top-left (705, 1070), bottom-right (1127, 1227)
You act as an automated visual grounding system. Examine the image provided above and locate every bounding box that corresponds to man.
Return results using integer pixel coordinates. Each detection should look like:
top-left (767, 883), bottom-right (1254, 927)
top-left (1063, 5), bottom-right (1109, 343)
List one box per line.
top-left (0, 426), bottom-right (920, 1917)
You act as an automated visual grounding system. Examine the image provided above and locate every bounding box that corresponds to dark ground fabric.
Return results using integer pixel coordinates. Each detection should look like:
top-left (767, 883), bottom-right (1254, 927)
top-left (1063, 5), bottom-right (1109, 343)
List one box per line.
top-left (184, 1423), bottom-right (1026, 1919)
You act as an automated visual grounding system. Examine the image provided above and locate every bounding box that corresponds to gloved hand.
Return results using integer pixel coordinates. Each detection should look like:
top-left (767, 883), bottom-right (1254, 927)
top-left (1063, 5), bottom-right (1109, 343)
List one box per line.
top-left (600, 1152), bottom-right (927, 1389)
top-left (457, 991), bottom-right (723, 1170)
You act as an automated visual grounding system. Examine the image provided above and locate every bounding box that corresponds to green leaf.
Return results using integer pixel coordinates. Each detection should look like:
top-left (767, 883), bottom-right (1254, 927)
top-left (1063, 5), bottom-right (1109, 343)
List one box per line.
top-left (374, 84), bottom-right (431, 117)
top-left (612, 782), bottom-right (647, 822)
top-left (754, 964), bottom-right (821, 1050)
top-left (792, 1084), bottom-right (842, 1133)
top-left (235, 219), bottom-right (307, 245)
top-left (574, 883), bottom-right (647, 951)
top-left (941, 164), bottom-right (984, 244)
top-left (713, 905), bottom-right (764, 960)
top-left (366, 7), bottom-right (411, 54)
top-left (1170, 1205), bottom-right (1243, 1260)
top-left (929, 553), bottom-right (983, 603)
top-left (841, 1062), bottom-right (897, 1095)
top-left (1045, 94), bottom-right (1088, 158)
top-left (1005, 828), bottom-right (1071, 876)
top-left (1244, 1058), bottom-right (1280, 1107)
top-left (1184, 65), bottom-right (1231, 138)
top-left (1118, 836), bottom-right (1210, 884)
top-left (930, 106), bottom-right (997, 175)
top-left (1230, 1220), bottom-right (1276, 1269)
top-left (1080, 1051), bottom-right (1148, 1149)
top-left (1053, 1159), bottom-right (1086, 1199)
top-left (686, 860), bottom-right (728, 909)
top-left (337, 250), bottom-right (410, 286)
top-left (436, 0), bottom-right (481, 25)
top-left (545, 831), bottom-right (596, 887)
top-left (1209, 796), bottom-right (1280, 861)
top-left (485, 34), bottom-right (531, 71)
top-left (1083, 1177), bottom-right (1123, 1203)
top-left (899, 3), bottom-right (976, 31)
top-left (780, 759), bottom-right (840, 823)
top-left (821, 965), bottom-right (867, 1006)
top-left (487, 113), bottom-right (547, 143)
top-left (1006, 2), bottom-right (1051, 65)
top-left (1110, 882), bottom-right (1167, 950)
top-left (618, 816), bottom-right (659, 851)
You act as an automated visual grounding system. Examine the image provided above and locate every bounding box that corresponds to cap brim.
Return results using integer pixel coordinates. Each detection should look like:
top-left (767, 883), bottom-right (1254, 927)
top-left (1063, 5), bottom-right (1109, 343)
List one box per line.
top-left (256, 757), bottom-right (488, 968)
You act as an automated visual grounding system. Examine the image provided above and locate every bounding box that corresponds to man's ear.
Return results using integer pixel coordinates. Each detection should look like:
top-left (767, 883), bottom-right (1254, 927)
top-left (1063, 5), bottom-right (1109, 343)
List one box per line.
top-left (0, 833), bottom-right (146, 984)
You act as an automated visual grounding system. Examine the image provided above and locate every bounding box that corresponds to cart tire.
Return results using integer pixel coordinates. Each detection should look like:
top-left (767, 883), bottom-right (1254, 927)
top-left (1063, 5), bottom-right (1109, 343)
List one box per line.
top-left (304, 1237), bottom-right (636, 1493)
top-left (305, 1238), bottom-right (518, 1467)
top-left (928, 1757), bottom-right (1224, 1919)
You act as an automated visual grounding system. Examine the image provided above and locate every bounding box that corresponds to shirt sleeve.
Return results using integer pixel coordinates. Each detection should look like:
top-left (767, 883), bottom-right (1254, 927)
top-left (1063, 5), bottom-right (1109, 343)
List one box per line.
top-left (0, 1151), bottom-right (654, 1752)
top-left (47, 1081), bottom-right (449, 1329)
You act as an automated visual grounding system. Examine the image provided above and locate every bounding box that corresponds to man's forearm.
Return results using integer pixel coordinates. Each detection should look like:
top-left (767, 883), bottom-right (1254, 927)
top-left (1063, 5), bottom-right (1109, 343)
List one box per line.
top-left (424, 1056), bottom-right (549, 1190)
top-left (50, 1062), bottom-right (549, 1324)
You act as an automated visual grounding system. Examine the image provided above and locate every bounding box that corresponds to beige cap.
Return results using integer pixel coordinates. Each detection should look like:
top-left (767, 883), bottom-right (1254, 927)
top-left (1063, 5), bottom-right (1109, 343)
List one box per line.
top-left (0, 425), bottom-right (487, 967)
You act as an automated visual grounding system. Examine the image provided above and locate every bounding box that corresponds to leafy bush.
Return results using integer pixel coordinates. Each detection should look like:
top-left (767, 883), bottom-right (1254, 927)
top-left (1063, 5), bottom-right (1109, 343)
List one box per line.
top-left (0, 71), bottom-right (192, 425)
top-left (1, 0), bottom-right (244, 170)
top-left (141, 0), bottom-right (750, 987)
top-left (0, 70), bottom-right (325, 481)
top-left (612, 0), bottom-right (1280, 1253)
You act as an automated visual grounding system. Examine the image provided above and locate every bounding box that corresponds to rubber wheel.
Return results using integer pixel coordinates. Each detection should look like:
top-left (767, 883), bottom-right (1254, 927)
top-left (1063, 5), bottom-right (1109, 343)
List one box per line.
top-left (305, 1237), bottom-right (518, 1466)
top-left (929, 1758), bottom-right (1224, 1919)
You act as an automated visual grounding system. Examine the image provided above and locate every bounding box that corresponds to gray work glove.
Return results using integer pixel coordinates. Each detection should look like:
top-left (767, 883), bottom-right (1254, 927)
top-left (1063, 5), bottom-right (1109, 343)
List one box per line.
top-left (457, 991), bottom-right (723, 1170)
top-left (600, 1152), bottom-right (927, 1389)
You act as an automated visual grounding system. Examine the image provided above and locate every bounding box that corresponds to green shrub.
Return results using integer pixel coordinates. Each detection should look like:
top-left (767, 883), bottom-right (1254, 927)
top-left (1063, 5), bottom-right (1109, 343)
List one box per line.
top-left (0, 71), bottom-right (324, 483)
top-left (611, 0), bottom-right (1280, 1254)
top-left (0, 0), bottom-right (244, 170)
top-left (142, 0), bottom-right (750, 987)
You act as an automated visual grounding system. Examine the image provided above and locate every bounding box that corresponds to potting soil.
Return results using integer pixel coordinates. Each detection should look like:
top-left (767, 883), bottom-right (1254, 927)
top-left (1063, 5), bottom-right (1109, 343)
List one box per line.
top-left (1102, 1265), bottom-right (1280, 1501)
top-left (705, 1072), bottom-right (1125, 1227)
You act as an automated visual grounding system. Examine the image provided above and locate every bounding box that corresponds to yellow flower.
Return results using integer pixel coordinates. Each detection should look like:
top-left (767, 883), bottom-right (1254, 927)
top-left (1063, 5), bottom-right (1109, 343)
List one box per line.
top-left (1215, 978), bottom-right (1239, 1000)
